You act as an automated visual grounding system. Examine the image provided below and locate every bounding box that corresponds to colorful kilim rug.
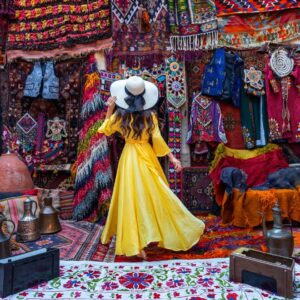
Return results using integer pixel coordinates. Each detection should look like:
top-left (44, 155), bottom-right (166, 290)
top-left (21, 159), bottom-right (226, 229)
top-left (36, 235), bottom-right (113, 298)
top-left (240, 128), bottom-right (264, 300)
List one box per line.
top-left (6, 0), bottom-right (112, 58)
top-left (181, 167), bottom-right (215, 214)
top-left (218, 9), bottom-right (300, 49)
top-left (7, 259), bottom-right (300, 300)
top-left (215, 0), bottom-right (300, 16)
top-left (114, 215), bottom-right (267, 262)
top-left (13, 220), bottom-right (103, 261)
top-left (111, 0), bottom-right (169, 65)
top-left (168, 0), bottom-right (218, 51)
top-left (72, 55), bottom-right (113, 223)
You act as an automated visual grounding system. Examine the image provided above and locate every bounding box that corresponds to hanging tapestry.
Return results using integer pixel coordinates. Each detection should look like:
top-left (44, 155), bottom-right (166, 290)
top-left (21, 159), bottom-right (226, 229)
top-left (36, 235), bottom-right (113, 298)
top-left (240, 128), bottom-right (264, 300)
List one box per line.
top-left (167, 106), bottom-right (182, 197)
top-left (5, 59), bottom-right (82, 164)
top-left (73, 54), bottom-right (113, 223)
top-left (265, 57), bottom-right (300, 143)
top-left (219, 102), bottom-right (245, 149)
top-left (168, 0), bottom-right (218, 51)
top-left (187, 93), bottom-right (227, 144)
top-left (186, 52), bottom-right (213, 98)
top-left (6, 0), bottom-right (112, 60)
top-left (218, 9), bottom-right (300, 49)
top-left (181, 167), bottom-right (214, 213)
top-left (215, 0), bottom-right (300, 16)
top-left (165, 56), bottom-right (186, 108)
top-left (111, 0), bottom-right (169, 66)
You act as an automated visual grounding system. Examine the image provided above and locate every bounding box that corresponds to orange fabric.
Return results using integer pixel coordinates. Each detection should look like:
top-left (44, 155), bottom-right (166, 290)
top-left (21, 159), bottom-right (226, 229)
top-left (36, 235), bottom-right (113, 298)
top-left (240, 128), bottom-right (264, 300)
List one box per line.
top-left (222, 187), bottom-right (300, 227)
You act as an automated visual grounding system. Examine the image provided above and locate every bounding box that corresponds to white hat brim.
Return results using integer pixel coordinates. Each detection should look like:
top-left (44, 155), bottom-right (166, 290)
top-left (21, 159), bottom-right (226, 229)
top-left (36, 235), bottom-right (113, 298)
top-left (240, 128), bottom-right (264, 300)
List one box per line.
top-left (110, 79), bottom-right (159, 111)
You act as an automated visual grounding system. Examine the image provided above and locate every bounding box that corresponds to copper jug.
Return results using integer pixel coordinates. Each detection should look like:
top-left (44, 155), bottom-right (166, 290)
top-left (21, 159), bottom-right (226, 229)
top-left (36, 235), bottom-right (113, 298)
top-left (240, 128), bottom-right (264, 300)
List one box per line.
top-left (261, 201), bottom-right (294, 257)
top-left (16, 198), bottom-right (40, 242)
top-left (39, 196), bottom-right (61, 234)
top-left (0, 152), bottom-right (34, 193)
top-left (0, 213), bottom-right (15, 259)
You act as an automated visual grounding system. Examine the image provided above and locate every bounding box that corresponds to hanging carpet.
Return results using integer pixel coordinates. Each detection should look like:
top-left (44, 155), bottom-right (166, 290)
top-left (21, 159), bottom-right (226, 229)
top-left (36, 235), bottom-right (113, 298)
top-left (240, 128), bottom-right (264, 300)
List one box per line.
top-left (168, 0), bottom-right (218, 51)
top-left (215, 0), bottom-right (300, 16)
top-left (6, 0), bottom-right (112, 60)
top-left (218, 9), bottom-right (300, 49)
top-left (72, 54), bottom-right (113, 223)
top-left (111, 0), bottom-right (169, 65)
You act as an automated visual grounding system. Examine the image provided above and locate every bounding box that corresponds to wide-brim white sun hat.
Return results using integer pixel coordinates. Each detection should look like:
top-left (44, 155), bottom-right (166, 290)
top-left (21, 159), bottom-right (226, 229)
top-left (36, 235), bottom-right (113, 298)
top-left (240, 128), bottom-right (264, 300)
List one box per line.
top-left (110, 76), bottom-right (159, 111)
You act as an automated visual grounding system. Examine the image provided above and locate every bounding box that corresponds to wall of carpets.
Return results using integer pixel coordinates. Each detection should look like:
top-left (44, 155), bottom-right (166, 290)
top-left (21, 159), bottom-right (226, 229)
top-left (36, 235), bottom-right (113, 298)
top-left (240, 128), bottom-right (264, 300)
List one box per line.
top-left (0, 0), bottom-right (300, 221)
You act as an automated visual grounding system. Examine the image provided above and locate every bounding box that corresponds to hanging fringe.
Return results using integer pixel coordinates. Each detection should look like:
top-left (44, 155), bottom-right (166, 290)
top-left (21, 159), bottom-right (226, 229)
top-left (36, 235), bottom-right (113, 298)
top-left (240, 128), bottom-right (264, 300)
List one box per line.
top-left (170, 31), bottom-right (218, 51)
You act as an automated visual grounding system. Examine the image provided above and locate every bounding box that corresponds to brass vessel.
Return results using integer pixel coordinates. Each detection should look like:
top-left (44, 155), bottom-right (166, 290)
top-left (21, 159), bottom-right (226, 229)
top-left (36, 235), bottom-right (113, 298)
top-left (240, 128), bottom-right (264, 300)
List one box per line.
top-left (39, 196), bottom-right (61, 234)
top-left (0, 213), bottom-right (15, 259)
top-left (261, 201), bottom-right (294, 257)
top-left (16, 198), bottom-right (40, 242)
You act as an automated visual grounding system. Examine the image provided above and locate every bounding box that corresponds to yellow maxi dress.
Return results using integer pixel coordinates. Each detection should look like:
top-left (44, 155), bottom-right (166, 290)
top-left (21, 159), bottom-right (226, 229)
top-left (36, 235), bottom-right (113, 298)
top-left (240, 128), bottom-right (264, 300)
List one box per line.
top-left (98, 112), bottom-right (205, 256)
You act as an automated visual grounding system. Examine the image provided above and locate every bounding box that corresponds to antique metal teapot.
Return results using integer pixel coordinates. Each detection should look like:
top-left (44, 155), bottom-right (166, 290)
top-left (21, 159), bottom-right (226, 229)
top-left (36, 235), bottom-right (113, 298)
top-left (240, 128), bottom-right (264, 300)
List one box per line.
top-left (0, 213), bottom-right (15, 259)
top-left (16, 198), bottom-right (40, 242)
top-left (261, 201), bottom-right (294, 257)
top-left (39, 196), bottom-right (61, 234)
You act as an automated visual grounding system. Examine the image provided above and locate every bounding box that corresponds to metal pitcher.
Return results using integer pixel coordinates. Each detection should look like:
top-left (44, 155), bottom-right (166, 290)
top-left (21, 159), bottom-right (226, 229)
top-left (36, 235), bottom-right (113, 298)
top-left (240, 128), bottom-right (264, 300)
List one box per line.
top-left (16, 198), bottom-right (40, 242)
top-left (39, 196), bottom-right (61, 234)
top-left (0, 213), bottom-right (15, 259)
top-left (260, 201), bottom-right (294, 257)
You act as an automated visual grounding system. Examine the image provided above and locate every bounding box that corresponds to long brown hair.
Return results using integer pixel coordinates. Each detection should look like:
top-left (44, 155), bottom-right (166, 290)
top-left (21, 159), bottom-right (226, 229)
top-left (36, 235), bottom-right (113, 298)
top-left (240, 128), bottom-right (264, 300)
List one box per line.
top-left (112, 108), bottom-right (156, 139)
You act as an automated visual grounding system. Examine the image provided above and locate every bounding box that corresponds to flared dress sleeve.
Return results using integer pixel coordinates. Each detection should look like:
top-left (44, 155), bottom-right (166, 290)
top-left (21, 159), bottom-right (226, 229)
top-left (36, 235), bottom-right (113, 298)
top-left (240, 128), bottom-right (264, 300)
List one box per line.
top-left (98, 114), bottom-right (119, 136)
top-left (152, 113), bottom-right (171, 157)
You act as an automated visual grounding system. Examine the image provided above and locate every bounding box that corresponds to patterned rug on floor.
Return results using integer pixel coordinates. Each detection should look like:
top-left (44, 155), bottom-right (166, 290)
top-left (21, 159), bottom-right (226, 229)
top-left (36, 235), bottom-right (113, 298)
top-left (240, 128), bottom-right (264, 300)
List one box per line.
top-left (13, 221), bottom-right (105, 261)
top-left (6, 258), bottom-right (300, 300)
top-left (114, 215), bottom-right (267, 262)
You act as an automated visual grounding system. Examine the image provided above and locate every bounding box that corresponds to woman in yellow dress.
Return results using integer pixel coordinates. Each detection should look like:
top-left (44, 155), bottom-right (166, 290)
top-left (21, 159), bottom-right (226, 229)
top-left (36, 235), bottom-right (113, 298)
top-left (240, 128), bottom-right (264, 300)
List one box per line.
top-left (98, 76), bottom-right (205, 259)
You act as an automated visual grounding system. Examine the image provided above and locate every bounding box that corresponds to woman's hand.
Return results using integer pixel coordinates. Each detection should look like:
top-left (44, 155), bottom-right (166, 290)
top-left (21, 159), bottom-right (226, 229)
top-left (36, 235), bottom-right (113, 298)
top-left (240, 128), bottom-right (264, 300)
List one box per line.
top-left (171, 157), bottom-right (182, 173)
top-left (106, 96), bottom-right (117, 119)
top-left (107, 96), bottom-right (117, 111)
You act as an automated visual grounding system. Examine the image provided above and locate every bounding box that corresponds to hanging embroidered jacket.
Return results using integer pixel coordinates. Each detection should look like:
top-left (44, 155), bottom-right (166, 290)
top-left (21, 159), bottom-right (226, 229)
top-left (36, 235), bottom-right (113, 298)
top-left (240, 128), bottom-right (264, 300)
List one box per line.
top-left (220, 51), bottom-right (244, 107)
top-left (202, 48), bottom-right (226, 97)
top-left (187, 93), bottom-right (227, 144)
top-left (202, 48), bottom-right (243, 107)
top-left (265, 59), bottom-right (300, 143)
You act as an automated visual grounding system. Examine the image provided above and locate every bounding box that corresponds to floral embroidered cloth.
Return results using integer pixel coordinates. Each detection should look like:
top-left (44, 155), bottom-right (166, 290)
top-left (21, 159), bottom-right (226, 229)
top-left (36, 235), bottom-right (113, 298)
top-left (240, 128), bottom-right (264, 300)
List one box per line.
top-left (7, 259), bottom-right (300, 299)
top-left (187, 93), bottom-right (227, 144)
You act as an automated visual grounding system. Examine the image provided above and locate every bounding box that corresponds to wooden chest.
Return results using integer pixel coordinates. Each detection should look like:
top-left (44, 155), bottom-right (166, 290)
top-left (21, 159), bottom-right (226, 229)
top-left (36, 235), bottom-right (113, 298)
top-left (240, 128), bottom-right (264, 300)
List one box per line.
top-left (229, 248), bottom-right (295, 299)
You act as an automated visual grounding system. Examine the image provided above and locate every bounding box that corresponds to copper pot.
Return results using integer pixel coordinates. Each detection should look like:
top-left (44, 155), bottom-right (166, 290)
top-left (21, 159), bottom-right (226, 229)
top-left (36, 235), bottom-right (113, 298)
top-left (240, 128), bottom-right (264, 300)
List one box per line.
top-left (0, 153), bottom-right (34, 192)
top-left (39, 197), bottom-right (61, 234)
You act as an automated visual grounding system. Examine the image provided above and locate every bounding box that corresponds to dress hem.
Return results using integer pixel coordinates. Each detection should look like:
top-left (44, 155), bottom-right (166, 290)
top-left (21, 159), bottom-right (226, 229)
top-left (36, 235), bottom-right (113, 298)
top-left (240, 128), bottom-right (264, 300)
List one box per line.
top-left (104, 227), bottom-right (204, 257)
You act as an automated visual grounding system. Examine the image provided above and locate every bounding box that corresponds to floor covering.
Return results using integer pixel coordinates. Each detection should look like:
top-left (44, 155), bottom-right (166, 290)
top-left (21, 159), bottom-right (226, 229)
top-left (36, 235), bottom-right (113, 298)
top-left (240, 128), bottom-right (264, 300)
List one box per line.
top-left (5, 258), bottom-right (300, 300)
